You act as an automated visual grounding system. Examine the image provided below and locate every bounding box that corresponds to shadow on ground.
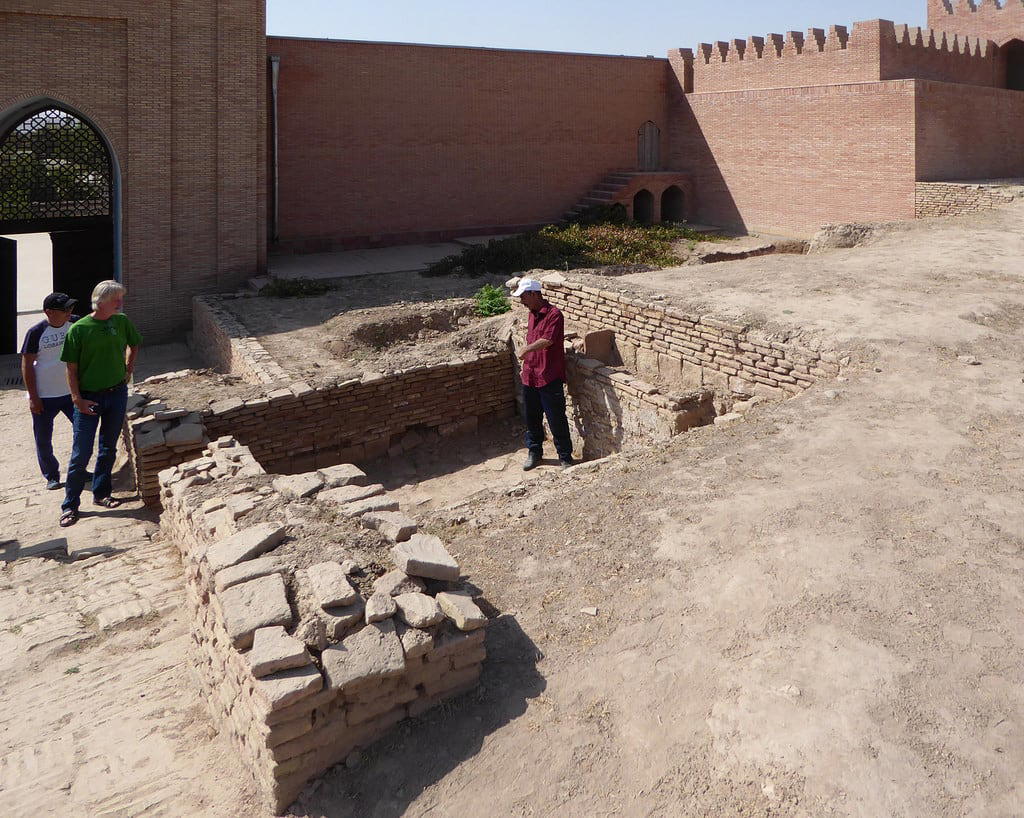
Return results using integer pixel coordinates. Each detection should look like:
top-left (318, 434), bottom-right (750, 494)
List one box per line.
top-left (290, 614), bottom-right (545, 818)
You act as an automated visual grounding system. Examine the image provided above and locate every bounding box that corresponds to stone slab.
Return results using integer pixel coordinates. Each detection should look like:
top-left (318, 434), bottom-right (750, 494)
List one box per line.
top-left (214, 556), bottom-right (287, 592)
top-left (361, 511), bottom-right (418, 543)
top-left (396, 622), bottom-right (434, 659)
top-left (318, 483), bottom-right (384, 506)
top-left (220, 573), bottom-right (293, 650)
top-left (248, 625), bottom-right (312, 678)
top-left (372, 569), bottom-right (425, 597)
top-left (321, 619), bottom-right (406, 692)
top-left (206, 523), bottom-right (287, 573)
top-left (318, 463), bottom-right (368, 488)
top-left (165, 422), bottom-right (204, 447)
top-left (307, 562), bottom-right (359, 608)
top-left (272, 472), bottom-right (325, 500)
top-left (395, 592), bottom-right (444, 628)
top-left (365, 593), bottom-right (397, 624)
top-left (253, 664), bottom-right (324, 712)
top-left (436, 591), bottom-right (487, 631)
top-left (338, 496), bottom-right (400, 518)
top-left (390, 534), bottom-right (460, 581)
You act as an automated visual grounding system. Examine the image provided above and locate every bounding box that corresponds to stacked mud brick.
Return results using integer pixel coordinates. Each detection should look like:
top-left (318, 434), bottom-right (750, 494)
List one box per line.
top-left (564, 353), bottom-right (715, 459)
top-left (915, 181), bottom-right (1020, 218)
top-left (540, 273), bottom-right (843, 400)
top-left (122, 373), bottom-right (209, 506)
top-left (193, 296), bottom-right (290, 385)
top-left (159, 438), bottom-right (488, 814)
top-left (201, 356), bottom-right (516, 475)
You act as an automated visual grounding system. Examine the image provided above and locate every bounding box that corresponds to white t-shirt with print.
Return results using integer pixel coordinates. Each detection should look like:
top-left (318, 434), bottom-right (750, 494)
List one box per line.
top-left (20, 317), bottom-right (77, 399)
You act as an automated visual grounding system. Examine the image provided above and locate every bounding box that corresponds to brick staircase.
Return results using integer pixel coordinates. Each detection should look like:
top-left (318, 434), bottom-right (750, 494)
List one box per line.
top-left (564, 170), bottom-right (640, 221)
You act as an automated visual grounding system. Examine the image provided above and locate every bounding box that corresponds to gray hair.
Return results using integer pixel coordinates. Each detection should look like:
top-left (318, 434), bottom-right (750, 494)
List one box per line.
top-left (91, 280), bottom-right (125, 310)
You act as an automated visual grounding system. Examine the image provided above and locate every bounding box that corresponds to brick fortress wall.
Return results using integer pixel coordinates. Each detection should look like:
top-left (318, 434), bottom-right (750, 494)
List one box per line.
top-left (267, 37), bottom-right (668, 253)
top-left (159, 440), bottom-right (488, 813)
top-left (0, 2), bottom-right (266, 342)
top-left (915, 180), bottom-right (1021, 217)
top-left (928, 0), bottom-right (1024, 45)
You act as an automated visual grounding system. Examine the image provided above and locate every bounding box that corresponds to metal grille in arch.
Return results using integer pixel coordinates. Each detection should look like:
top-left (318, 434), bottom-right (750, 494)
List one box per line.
top-left (0, 107), bottom-right (112, 223)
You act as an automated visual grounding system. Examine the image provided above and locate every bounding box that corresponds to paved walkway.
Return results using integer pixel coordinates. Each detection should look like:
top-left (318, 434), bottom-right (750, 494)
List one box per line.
top-left (268, 235), bottom-right (513, 281)
top-left (0, 348), bottom-right (256, 816)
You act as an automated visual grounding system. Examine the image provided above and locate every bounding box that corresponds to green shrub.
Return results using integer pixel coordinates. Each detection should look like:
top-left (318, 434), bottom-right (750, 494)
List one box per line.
top-left (424, 220), bottom-right (724, 278)
top-left (259, 277), bottom-right (334, 298)
top-left (474, 284), bottom-right (512, 317)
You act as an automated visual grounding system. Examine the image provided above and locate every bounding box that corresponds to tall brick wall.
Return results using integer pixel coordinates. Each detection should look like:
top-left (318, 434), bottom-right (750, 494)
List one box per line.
top-left (669, 79), bottom-right (918, 236)
top-left (929, 0), bottom-right (1024, 45)
top-left (915, 80), bottom-right (1024, 181)
top-left (267, 37), bottom-right (669, 253)
top-left (684, 19), bottom-right (998, 94)
top-left (0, 3), bottom-right (266, 342)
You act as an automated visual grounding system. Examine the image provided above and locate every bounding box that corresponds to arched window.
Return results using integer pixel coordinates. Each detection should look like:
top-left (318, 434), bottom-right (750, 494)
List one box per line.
top-left (1005, 40), bottom-right (1024, 91)
top-left (0, 104), bottom-right (117, 352)
top-left (637, 121), bottom-right (661, 171)
top-left (633, 189), bottom-right (654, 225)
top-left (661, 186), bottom-right (686, 223)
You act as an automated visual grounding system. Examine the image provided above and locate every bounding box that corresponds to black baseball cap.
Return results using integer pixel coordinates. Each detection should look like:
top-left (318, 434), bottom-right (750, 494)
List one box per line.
top-left (43, 292), bottom-right (77, 311)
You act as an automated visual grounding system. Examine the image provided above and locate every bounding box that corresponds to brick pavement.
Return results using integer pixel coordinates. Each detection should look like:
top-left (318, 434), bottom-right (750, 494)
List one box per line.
top-left (0, 387), bottom-right (255, 816)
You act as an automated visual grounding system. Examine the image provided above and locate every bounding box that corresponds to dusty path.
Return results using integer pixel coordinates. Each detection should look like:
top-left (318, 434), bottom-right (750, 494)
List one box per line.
top-left (0, 383), bottom-right (259, 817)
top-left (1, 204), bottom-right (1023, 817)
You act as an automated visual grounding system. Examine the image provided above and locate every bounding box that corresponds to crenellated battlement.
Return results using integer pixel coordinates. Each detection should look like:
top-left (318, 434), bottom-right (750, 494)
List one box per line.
top-left (675, 18), bottom-right (1000, 94)
top-left (928, 0), bottom-right (1024, 44)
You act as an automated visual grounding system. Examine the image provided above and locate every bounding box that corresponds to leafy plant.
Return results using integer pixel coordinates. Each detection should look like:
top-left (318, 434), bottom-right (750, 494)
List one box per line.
top-left (259, 277), bottom-right (334, 298)
top-left (474, 284), bottom-right (512, 317)
top-left (424, 219), bottom-right (725, 278)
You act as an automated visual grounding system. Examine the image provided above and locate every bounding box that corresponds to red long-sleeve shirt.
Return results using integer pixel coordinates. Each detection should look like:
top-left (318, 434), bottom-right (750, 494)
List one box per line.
top-left (521, 301), bottom-right (566, 388)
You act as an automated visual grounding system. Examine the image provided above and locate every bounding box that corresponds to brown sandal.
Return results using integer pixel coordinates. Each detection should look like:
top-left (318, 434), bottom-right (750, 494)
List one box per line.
top-left (94, 496), bottom-right (121, 509)
top-left (59, 510), bottom-right (79, 527)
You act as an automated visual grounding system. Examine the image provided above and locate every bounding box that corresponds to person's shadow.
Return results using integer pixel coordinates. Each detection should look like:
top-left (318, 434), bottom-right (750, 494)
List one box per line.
top-left (292, 610), bottom-right (546, 817)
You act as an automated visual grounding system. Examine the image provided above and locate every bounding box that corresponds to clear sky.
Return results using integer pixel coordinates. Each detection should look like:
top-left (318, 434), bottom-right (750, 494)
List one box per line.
top-left (266, 1), bottom-right (928, 57)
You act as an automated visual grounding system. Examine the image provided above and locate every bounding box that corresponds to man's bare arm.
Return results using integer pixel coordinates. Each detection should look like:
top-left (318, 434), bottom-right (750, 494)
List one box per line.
top-left (22, 354), bottom-right (42, 414)
top-left (125, 345), bottom-right (138, 380)
top-left (518, 338), bottom-right (552, 360)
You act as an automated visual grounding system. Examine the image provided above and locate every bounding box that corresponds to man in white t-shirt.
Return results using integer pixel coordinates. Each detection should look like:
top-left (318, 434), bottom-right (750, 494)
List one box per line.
top-left (20, 292), bottom-right (80, 489)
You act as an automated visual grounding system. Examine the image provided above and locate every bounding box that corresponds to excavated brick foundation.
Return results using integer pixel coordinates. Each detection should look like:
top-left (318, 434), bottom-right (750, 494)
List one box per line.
top-left (159, 438), bottom-right (488, 813)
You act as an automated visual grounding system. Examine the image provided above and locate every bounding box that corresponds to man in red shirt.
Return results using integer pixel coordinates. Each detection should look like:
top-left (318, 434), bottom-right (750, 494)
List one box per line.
top-left (513, 278), bottom-right (575, 471)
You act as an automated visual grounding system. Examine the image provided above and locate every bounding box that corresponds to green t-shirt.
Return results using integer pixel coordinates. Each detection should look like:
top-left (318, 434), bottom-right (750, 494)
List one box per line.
top-left (60, 313), bottom-right (143, 392)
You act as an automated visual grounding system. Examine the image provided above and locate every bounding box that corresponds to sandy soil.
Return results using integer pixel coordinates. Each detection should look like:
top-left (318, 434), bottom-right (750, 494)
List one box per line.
top-left (2, 203), bottom-right (1023, 817)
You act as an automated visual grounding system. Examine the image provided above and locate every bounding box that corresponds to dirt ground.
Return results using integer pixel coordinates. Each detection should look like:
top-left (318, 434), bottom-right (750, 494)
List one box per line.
top-left (2, 203), bottom-right (1023, 817)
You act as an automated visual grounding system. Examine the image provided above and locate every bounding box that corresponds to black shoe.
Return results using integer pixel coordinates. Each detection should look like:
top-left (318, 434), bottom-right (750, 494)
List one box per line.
top-left (559, 457), bottom-right (576, 470)
top-left (523, 451), bottom-right (541, 471)
top-left (46, 479), bottom-right (63, 490)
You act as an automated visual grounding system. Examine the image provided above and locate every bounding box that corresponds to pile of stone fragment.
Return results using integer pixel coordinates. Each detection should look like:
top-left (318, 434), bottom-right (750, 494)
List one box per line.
top-left (158, 437), bottom-right (488, 813)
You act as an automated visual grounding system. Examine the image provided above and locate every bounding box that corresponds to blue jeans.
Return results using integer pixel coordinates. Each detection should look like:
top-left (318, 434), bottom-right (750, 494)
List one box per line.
top-left (31, 395), bottom-right (75, 482)
top-left (523, 379), bottom-right (573, 461)
top-left (62, 384), bottom-right (128, 512)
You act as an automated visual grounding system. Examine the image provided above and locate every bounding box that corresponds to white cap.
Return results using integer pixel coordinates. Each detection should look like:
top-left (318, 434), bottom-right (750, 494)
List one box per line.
top-left (511, 278), bottom-right (542, 297)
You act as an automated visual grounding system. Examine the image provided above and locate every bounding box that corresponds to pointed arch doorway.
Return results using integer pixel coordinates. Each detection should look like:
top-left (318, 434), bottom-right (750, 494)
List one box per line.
top-left (0, 102), bottom-right (120, 353)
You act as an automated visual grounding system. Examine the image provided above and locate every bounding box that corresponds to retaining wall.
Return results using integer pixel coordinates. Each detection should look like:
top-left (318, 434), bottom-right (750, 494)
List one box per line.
top-left (159, 439), bottom-right (488, 813)
top-left (915, 180), bottom-right (1021, 217)
top-left (542, 274), bottom-right (842, 399)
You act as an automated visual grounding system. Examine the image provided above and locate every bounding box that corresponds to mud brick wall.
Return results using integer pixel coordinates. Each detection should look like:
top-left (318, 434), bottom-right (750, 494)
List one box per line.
top-left (159, 439), bottom-right (488, 813)
top-left (121, 378), bottom-right (209, 506)
top-left (193, 296), bottom-right (290, 385)
top-left (541, 275), bottom-right (842, 400)
top-left (202, 354), bottom-right (517, 474)
top-left (563, 354), bottom-right (714, 460)
top-left (915, 181), bottom-right (1019, 218)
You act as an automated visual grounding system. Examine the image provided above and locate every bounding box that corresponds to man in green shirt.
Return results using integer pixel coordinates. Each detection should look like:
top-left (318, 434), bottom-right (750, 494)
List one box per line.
top-left (59, 280), bottom-right (142, 527)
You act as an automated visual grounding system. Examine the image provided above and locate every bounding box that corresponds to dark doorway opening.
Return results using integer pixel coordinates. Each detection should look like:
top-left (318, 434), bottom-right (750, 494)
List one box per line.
top-left (1006, 40), bottom-right (1024, 91)
top-left (661, 186), bottom-right (686, 223)
top-left (0, 105), bottom-right (116, 352)
top-left (637, 121), bottom-right (661, 171)
top-left (633, 189), bottom-right (654, 225)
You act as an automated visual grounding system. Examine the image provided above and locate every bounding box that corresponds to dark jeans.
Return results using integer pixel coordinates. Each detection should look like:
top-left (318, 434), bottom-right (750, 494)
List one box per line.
top-left (31, 395), bottom-right (75, 482)
top-left (62, 384), bottom-right (128, 512)
top-left (523, 379), bottom-right (573, 461)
